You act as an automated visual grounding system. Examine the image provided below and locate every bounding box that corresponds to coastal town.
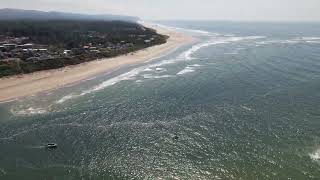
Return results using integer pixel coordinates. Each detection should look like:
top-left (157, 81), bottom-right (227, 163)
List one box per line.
top-left (0, 34), bottom-right (161, 62)
top-left (0, 20), bottom-right (167, 77)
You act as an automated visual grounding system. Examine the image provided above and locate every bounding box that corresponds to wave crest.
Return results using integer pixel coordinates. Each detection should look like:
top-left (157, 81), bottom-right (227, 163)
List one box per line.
top-left (310, 148), bottom-right (320, 161)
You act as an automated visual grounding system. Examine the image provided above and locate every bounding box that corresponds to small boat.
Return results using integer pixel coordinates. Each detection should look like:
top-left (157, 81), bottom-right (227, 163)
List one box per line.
top-left (46, 143), bottom-right (58, 149)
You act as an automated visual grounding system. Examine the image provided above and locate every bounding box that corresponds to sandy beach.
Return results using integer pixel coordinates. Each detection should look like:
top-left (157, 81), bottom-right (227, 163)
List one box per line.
top-left (0, 23), bottom-right (193, 102)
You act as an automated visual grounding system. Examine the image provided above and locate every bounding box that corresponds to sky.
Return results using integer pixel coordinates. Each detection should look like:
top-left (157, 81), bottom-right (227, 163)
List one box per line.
top-left (1, 0), bottom-right (320, 21)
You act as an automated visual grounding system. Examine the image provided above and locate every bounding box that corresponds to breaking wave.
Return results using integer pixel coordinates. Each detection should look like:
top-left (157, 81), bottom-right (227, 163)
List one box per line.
top-left (56, 67), bottom-right (144, 104)
top-left (183, 36), bottom-right (265, 60)
top-left (300, 37), bottom-right (320, 40)
top-left (257, 36), bottom-right (320, 45)
top-left (11, 107), bottom-right (48, 116)
top-left (177, 64), bottom-right (203, 75)
top-left (309, 148), bottom-right (320, 161)
top-left (56, 94), bottom-right (76, 104)
top-left (143, 74), bottom-right (173, 79)
top-left (56, 28), bottom-right (265, 104)
top-left (177, 67), bottom-right (196, 75)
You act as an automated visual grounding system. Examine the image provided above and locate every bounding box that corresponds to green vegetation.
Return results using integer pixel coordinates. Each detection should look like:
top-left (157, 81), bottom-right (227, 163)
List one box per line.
top-left (0, 20), bottom-right (168, 77)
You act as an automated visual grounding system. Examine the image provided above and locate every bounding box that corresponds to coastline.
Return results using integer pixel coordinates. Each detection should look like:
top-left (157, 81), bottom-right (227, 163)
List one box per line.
top-left (0, 23), bottom-right (194, 103)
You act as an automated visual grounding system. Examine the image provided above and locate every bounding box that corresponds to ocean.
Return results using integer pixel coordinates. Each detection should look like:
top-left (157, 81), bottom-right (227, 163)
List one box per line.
top-left (1, 21), bottom-right (320, 179)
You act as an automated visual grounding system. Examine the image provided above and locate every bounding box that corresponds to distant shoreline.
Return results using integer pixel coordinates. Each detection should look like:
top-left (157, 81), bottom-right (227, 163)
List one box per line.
top-left (0, 23), bottom-right (194, 103)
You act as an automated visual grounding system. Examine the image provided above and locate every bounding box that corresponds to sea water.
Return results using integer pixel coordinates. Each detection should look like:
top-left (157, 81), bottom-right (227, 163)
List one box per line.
top-left (0, 21), bottom-right (320, 179)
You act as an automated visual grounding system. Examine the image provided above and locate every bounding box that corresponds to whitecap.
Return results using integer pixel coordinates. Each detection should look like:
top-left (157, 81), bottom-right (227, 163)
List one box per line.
top-left (241, 105), bottom-right (253, 111)
top-left (80, 67), bottom-right (143, 96)
top-left (306, 41), bottom-right (320, 44)
top-left (56, 94), bottom-right (76, 104)
top-left (143, 68), bottom-right (153, 72)
top-left (143, 74), bottom-right (173, 79)
top-left (183, 36), bottom-right (265, 60)
top-left (256, 40), bottom-right (299, 45)
top-left (55, 33), bottom-right (265, 103)
top-left (12, 107), bottom-right (47, 116)
top-left (56, 67), bottom-right (144, 103)
top-left (189, 64), bottom-right (202, 67)
top-left (177, 67), bottom-right (196, 75)
top-left (257, 37), bottom-right (320, 45)
top-left (310, 148), bottom-right (320, 161)
top-left (300, 37), bottom-right (320, 41)
top-left (155, 67), bottom-right (165, 71)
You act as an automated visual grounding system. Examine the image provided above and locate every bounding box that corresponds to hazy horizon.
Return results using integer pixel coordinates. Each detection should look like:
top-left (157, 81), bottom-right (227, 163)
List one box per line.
top-left (1, 0), bottom-right (320, 22)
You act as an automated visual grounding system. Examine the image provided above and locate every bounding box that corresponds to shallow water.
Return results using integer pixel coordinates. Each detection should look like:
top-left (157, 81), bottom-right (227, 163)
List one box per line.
top-left (1, 21), bottom-right (320, 179)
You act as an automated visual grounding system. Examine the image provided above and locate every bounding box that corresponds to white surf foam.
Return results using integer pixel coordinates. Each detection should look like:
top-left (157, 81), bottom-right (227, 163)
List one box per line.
top-left (306, 41), bottom-right (320, 44)
top-left (55, 33), bottom-right (265, 103)
top-left (257, 37), bottom-right (320, 45)
top-left (183, 36), bottom-right (265, 60)
top-left (143, 74), bottom-right (173, 79)
top-left (310, 148), bottom-right (320, 161)
top-left (56, 94), bottom-right (76, 104)
top-left (300, 37), bottom-right (320, 41)
top-left (257, 40), bottom-right (299, 45)
top-left (85, 70), bottom-right (138, 93)
top-left (12, 107), bottom-right (47, 116)
top-left (177, 64), bottom-right (202, 75)
top-left (188, 64), bottom-right (202, 67)
top-left (56, 67), bottom-right (144, 103)
top-left (143, 68), bottom-right (153, 72)
top-left (177, 67), bottom-right (195, 75)
top-left (155, 67), bottom-right (165, 71)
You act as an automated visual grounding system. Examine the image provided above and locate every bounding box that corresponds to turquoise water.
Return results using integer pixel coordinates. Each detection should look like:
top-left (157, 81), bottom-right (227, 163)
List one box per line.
top-left (1, 21), bottom-right (320, 179)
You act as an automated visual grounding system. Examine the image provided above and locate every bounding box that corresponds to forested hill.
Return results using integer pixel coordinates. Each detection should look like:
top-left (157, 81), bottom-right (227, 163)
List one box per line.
top-left (0, 9), bottom-right (139, 22)
top-left (0, 20), bottom-right (159, 48)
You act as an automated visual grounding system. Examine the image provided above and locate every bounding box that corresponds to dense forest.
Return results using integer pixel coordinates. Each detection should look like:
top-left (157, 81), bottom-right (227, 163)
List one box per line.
top-left (0, 20), bottom-right (168, 77)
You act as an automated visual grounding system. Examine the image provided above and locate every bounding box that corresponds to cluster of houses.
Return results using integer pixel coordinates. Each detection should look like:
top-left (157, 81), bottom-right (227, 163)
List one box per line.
top-left (0, 34), bottom-right (160, 62)
top-left (0, 42), bottom-right (52, 61)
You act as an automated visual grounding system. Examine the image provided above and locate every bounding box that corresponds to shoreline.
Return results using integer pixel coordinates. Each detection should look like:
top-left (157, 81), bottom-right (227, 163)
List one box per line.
top-left (0, 23), bottom-right (194, 103)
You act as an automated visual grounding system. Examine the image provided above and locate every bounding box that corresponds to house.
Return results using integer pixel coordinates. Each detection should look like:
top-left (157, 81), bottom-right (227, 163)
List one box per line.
top-left (18, 43), bottom-right (33, 49)
top-left (29, 49), bottom-right (47, 52)
top-left (3, 44), bottom-right (17, 50)
top-left (64, 50), bottom-right (71, 55)
top-left (38, 49), bottom-right (48, 52)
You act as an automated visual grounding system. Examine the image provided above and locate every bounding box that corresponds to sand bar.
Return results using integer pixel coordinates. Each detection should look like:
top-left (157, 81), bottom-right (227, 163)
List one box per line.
top-left (0, 23), bottom-right (194, 102)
